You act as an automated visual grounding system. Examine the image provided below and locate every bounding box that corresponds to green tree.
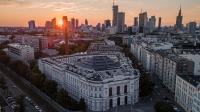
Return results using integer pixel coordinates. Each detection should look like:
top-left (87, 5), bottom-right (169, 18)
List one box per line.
top-left (0, 55), bottom-right (10, 65)
top-left (42, 79), bottom-right (57, 98)
top-left (0, 76), bottom-right (7, 90)
top-left (9, 60), bottom-right (29, 77)
top-left (79, 98), bottom-right (86, 111)
top-left (139, 73), bottom-right (153, 97)
top-left (56, 88), bottom-right (68, 106)
top-left (30, 73), bottom-right (45, 89)
top-left (154, 101), bottom-right (173, 112)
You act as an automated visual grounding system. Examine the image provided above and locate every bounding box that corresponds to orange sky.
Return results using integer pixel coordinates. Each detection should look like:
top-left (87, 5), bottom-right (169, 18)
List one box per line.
top-left (0, 0), bottom-right (199, 27)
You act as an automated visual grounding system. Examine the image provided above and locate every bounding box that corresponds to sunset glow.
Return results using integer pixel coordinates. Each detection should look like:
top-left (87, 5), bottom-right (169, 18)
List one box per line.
top-left (58, 19), bottom-right (63, 27)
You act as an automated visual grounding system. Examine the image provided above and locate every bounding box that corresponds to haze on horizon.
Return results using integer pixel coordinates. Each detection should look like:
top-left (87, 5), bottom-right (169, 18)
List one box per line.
top-left (0, 0), bottom-right (199, 27)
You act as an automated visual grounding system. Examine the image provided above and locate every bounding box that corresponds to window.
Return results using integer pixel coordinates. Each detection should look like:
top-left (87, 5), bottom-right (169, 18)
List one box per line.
top-left (109, 99), bottom-right (113, 108)
top-left (117, 97), bottom-right (120, 106)
top-left (117, 86), bottom-right (120, 95)
top-left (124, 85), bottom-right (127, 93)
top-left (109, 88), bottom-right (112, 96)
top-left (125, 96), bottom-right (128, 104)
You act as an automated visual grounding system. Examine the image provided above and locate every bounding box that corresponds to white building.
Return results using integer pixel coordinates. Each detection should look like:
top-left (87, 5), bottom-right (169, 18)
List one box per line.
top-left (175, 75), bottom-right (200, 112)
top-left (38, 54), bottom-right (140, 111)
top-left (14, 35), bottom-right (48, 52)
top-left (180, 54), bottom-right (200, 75)
top-left (8, 43), bottom-right (34, 62)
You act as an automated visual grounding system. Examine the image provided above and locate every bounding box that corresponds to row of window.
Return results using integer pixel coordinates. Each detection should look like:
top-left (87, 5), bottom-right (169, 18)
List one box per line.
top-left (109, 85), bottom-right (127, 96)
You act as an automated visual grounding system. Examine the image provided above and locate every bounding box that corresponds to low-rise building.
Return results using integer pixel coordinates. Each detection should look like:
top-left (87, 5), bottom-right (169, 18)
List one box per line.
top-left (38, 54), bottom-right (140, 111)
top-left (8, 43), bottom-right (34, 62)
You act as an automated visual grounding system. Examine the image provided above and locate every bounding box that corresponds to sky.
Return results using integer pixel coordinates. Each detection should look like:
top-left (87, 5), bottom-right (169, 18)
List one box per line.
top-left (0, 0), bottom-right (199, 27)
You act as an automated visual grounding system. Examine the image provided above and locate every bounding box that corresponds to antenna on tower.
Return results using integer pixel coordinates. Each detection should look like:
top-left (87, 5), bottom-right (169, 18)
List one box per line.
top-left (113, 0), bottom-right (115, 6)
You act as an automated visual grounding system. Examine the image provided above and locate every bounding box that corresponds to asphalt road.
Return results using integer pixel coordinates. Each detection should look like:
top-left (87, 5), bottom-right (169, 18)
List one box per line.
top-left (0, 65), bottom-right (62, 112)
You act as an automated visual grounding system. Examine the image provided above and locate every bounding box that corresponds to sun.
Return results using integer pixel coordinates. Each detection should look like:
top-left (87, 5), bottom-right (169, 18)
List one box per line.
top-left (58, 19), bottom-right (63, 27)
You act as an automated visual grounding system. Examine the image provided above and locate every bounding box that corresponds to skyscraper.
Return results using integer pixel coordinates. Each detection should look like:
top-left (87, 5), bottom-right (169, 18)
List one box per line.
top-left (175, 5), bottom-right (183, 30)
top-left (134, 17), bottom-right (138, 26)
top-left (62, 16), bottom-right (69, 54)
top-left (28, 20), bottom-right (35, 30)
top-left (75, 19), bottom-right (79, 28)
top-left (45, 21), bottom-right (52, 29)
top-left (85, 19), bottom-right (88, 26)
top-left (150, 16), bottom-right (156, 29)
top-left (71, 18), bottom-right (76, 31)
top-left (112, 1), bottom-right (118, 27)
top-left (117, 12), bottom-right (125, 33)
top-left (158, 17), bottom-right (162, 29)
top-left (188, 22), bottom-right (197, 34)
top-left (51, 18), bottom-right (57, 29)
top-left (104, 19), bottom-right (111, 28)
top-left (139, 11), bottom-right (148, 33)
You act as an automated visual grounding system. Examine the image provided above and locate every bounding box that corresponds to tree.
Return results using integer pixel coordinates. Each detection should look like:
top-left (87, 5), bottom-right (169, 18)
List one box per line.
top-left (0, 76), bottom-right (7, 90)
top-left (30, 73), bottom-right (45, 89)
top-left (139, 73), bottom-right (153, 97)
top-left (9, 60), bottom-right (29, 77)
top-left (42, 79), bottom-right (57, 98)
top-left (0, 55), bottom-right (10, 65)
top-left (79, 98), bottom-right (86, 111)
top-left (154, 101), bottom-right (173, 112)
top-left (56, 88), bottom-right (68, 106)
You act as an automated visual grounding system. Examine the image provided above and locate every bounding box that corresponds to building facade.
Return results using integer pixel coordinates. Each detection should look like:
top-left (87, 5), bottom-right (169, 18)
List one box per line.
top-left (38, 54), bottom-right (140, 111)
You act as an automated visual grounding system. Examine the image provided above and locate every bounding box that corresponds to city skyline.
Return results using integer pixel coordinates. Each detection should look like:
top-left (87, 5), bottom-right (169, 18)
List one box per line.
top-left (0, 0), bottom-right (200, 27)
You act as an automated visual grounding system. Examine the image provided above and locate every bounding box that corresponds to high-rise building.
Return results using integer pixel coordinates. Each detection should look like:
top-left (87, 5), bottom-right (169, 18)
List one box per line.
top-left (75, 19), bottom-right (79, 28)
top-left (104, 19), bottom-right (111, 28)
top-left (150, 16), bottom-right (156, 29)
top-left (158, 17), bottom-right (162, 29)
top-left (62, 16), bottom-right (69, 54)
top-left (102, 24), bottom-right (106, 31)
top-left (117, 12), bottom-right (125, 33)
top-left (96, 23), bottom-right (101, 31)
top-left (139, 11), bottom-right (148, 33)
top-left (85, 19), bottom-right (88, 26)
top-left (71, 18), bottom-right (76, 30)
top-left (112, 1), bottom-right (118, 27)
top-left (45, 21), bottom-right (52, 29)
top-left (175, 6), bottom-right (183, 30)
top-left (188, 22), bottom-right (197, 34)
top-left (51, 18), bottom-right (57, 29)
top-left (28, 20), bottom-right (36, 30)
top-left (134, 17), bottom-right (138, 26)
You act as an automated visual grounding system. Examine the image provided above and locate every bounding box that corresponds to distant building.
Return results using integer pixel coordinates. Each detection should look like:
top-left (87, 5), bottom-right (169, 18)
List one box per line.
top-left (117, 12), bottom-right (125, 33)
top-left (85, 19), bottom-right (88, 26)
top-left (104, 19), bottom-right (111, 28)
top-left (158, 17), bottom-right (162, 29)
top-left (139, 12), bottom-right (148, 33)
top-left (175, 6), bottom-right (183, 30)
top-left (75, 19), bottom-right (79, 28)
top-left (134, 17), bottom-right (138, 27)
top-left (45, 21), bottom-right (52, 29)
top-left (112, 4), bottom-right (118, 27)
top-left (187, 22), bottom-right (197, 34)
top-left (28, 20), bottom-right (36, 30)
top-left (71, 18), bottom-right (76, 31)
top-left (8, 43), bottom-right (34, 62)
top-left (51, 18), bottom-right (57, 29)
top-left (38, 54), bottom-right (140, 112)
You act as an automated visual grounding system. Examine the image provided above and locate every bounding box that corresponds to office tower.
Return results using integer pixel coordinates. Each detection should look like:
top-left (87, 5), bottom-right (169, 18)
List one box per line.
top-left (112, 1), bottom-right (118, 27)
top-left (139, 11), bottom-right (148, 33)
top-left (28, 20), bottom-right (36, 30)
top-left (96, 23), bottom-right (101, 31)
top-left (51, 18), bottom-right (57, 29)
top-left (104, 19), bottom-right (111, 28)
top-left (45, 21), bottom-right (52, 29)
top-left (75, 19), bottom-right (79, 28)
top-left (71, 18), bottom-right (76, 31)
top-left (117, 12), bottom-right (125, 33)
top-left (85, 19), bottom-right (88, 26)
top-left (62, 16), bottom-right (69, 54)
top-left (134, 17), bottom-right (138, 26)
top-left (158, 17), bottom-right (162, 29)
top-left (188, 22), bottom-right (197, 34)
top-left (150, 16), bottom-right (156, 29)
top-left (102, 24), bottom-right (106, 31)
top-left (175, 5), bottom-right (183, 30)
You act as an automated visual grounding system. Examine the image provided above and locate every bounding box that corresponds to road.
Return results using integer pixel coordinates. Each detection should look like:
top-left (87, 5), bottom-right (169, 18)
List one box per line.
top-left (0, 64), bottom-right (67, 112)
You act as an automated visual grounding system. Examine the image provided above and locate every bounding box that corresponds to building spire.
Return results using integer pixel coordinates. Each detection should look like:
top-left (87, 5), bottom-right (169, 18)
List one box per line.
top-left (178, 4), bottom-right (182, 16)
